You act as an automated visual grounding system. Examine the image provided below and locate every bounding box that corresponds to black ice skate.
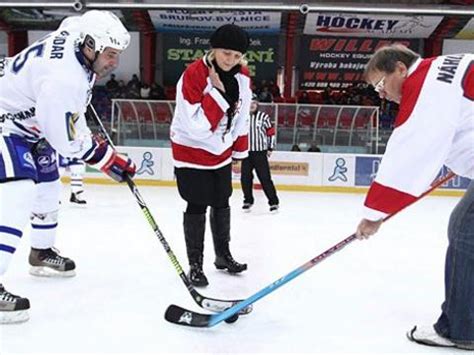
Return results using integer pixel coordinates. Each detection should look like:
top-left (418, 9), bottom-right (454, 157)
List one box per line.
top-left (188, 262), bottom-right (208, 287)
top-left (214, 254), bottom-right (247, 274)
top-left (242, 202), bottom-right (253, 212)
top-left (29, 247), bottom-right (76, 277)
top-left (0, 284), bottom-right (30, 324)
top-left (269, 204), bottom-right (279, 213)
top-left (70, 191), bottom-right (87, 205)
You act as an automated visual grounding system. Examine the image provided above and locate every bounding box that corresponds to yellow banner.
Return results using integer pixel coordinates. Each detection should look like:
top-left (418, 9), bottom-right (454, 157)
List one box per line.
top-left (270, 161), bottom-right (309, 176)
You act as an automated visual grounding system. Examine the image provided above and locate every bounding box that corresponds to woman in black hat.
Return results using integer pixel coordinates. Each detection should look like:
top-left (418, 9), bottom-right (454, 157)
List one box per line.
top-left (170, 24), bottom-right (251, 286)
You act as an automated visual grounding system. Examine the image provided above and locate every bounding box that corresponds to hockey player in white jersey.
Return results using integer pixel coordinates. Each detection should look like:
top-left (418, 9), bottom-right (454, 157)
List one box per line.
top-left (357, 44), bottom-right (474, 350)
top-left (0, 10), bottom-right (136, 324)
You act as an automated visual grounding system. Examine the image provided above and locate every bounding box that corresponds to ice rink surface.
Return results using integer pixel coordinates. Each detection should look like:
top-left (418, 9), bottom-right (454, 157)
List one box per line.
top-left (0, 183), bottom-right (464, 354)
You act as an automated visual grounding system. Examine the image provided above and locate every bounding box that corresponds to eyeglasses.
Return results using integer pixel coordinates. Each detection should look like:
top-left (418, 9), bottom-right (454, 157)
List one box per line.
top-left (373, 76), bottom-right (385, 93)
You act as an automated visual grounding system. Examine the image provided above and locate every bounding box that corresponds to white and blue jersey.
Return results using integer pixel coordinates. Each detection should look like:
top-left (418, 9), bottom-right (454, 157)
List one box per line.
top-left (0, 17), bottom-right (97, 183)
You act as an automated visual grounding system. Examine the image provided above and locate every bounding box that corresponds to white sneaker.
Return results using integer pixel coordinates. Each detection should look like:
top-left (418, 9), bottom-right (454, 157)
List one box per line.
top-left (407, 325), bottom-right (474, 350)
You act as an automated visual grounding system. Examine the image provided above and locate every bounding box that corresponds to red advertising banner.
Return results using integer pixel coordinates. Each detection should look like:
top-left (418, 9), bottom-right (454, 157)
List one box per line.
top-left (298, 36), bottom-right (420, 89)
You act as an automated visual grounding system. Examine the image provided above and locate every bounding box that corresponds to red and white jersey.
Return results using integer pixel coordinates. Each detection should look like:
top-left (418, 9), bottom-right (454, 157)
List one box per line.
top-left (363, 54), bottom-right (474, 221)
top-left (0, 16), bottom-right (95, 159)
top-left (170, 55), bottom-right (251, 169)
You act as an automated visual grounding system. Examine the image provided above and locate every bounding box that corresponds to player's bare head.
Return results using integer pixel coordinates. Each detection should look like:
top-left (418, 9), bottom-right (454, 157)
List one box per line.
top-left (364, 44), bottom-right (420, 103)
top-left (78, 10), bottom-right (130, 77)
top-left (364, 44), bottom-right (419, 81)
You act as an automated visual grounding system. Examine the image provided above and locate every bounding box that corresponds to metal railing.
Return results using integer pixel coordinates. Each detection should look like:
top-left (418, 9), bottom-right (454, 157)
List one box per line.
top-left (110, 98), bottom-right (380, 153)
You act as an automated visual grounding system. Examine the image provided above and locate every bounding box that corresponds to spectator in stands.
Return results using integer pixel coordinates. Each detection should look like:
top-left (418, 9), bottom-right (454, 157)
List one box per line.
top-left (307, 142), bottom-right (321, 152)
top-left (140, 83), bottom-right (150, 99)
top-left (255, 79), bottom-right (267, 96)
top-left (291, 144), bottom-right (301, 151)
top-left (126, 84), bottom-right (140, 99)
top-left (298, 90), bottom-right (310, 104)
top-left (150, 83), bottom-right (166, 100)
top-left (105, 73), bottom-right (119, 94)
top-left (268, 80), bottom-right (281, 99)
top-left (127, 74), bottom-right (140, 91)
top-left (115, 80), bottom-right (126, 98)
top-left (258, 86), bottom-right (273, 103)
top-left (322, 87), bottom-right (335, 105)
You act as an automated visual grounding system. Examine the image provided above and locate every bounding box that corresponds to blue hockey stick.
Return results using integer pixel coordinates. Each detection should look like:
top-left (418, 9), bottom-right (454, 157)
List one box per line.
top-left (165, 171), bottom-right (455, 327)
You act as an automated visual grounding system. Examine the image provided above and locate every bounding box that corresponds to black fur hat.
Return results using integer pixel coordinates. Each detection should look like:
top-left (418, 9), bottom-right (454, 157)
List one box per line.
top-left (210, 24), bottom-right (249, 54)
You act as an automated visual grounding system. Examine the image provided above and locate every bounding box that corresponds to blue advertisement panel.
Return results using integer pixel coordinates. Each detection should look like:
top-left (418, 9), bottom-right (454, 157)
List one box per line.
top-left (355, 156), bottom-right (470, 189)
top-left (355, 156), bottom-right (381, 186)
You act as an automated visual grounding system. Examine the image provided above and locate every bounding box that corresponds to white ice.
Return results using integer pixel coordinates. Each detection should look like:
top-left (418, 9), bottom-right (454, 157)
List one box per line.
top-left (0, 183), bottom-right (463, 354)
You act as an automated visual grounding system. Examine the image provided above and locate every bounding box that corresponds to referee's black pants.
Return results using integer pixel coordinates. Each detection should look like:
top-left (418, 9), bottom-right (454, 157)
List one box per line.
top-left (240, 151), bottom-right (279, 206)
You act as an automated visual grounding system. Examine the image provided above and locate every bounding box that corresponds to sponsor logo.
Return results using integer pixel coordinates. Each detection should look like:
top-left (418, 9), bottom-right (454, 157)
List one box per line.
top-left (137, 151), bottom-right (154, 175)
top-left (269, 161), bottom-right (309, 176)
top-left (178, 312), bottom-right (193, 325)
top-left (23, 152), bottom-right (34, 167)
top-left (65, 112), bottom-right (80, 140)
top-left (37, 155), bottom-right (50, 167)
top-left (0, 107), bottom-right (36, 123)
top-left (328, 157), bottom-right (348, 182)
top-left (314, 15), bottom-right (399, 34)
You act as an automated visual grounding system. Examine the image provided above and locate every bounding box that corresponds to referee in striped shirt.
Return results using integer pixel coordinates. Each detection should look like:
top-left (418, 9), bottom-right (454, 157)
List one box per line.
top-left (240, 94), bottom-right (279, 212)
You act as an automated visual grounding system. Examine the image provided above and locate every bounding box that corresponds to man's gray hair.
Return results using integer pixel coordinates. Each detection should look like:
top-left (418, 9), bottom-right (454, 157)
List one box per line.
top-left (364, 44), bottom-right (420, 79)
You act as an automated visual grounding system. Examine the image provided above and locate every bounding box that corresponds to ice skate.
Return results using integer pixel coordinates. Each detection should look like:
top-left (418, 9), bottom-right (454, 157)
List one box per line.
top-left (0, 284), bottom-right (30, 324)
top-left (29, 247), bottom-right (76, 277)
top-left (70, 191), bottom-right (87, 205)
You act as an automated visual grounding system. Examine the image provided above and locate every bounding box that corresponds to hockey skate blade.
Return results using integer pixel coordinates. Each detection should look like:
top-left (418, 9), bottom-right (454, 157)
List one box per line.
top-left (165, 305), bottom-right (212, 327)
top-left (0, 310), bottom-right (29, 324)
top-left (29, 266), bottom-right (76, 278)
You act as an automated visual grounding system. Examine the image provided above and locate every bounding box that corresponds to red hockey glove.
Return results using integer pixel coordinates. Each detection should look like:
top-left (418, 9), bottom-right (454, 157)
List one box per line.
top-left (85, 139), bottom-right (136, 182)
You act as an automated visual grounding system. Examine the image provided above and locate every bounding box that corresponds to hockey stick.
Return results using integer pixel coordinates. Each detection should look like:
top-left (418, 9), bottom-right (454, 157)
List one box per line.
top-left (165, 171), bottom-right (456, 327)
top-left (85, 104), bottom-right (252, 315)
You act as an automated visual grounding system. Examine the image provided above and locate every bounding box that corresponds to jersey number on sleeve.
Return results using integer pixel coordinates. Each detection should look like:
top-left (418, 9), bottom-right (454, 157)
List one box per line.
top-left (12, 43), bottom-right (45, 74)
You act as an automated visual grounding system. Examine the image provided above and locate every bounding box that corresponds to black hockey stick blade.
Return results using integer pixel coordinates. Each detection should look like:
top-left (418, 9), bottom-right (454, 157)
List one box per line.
top-left (165, 305), bottom-right (213, 328)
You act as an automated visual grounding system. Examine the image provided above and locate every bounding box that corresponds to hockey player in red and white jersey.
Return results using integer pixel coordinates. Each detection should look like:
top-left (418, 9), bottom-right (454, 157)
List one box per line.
top-left (170, 24), bottom-right (251, 287)
top-left (0, 10), bottom-right (136, 324)
top-left (357, 44), bottom-right (474, 350)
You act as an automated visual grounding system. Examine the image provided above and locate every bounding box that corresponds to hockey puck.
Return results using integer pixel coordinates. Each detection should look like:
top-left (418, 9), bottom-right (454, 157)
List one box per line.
top-left (224, 314), bottom-right (239, 324)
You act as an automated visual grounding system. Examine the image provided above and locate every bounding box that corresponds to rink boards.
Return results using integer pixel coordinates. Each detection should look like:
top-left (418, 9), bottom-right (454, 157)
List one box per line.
top-left (77, 146), bottom-right (470, 195)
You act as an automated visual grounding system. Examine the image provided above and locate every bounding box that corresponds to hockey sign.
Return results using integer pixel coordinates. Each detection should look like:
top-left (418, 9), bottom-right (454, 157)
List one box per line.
top-left (304, 13), bottom-right (443, 38)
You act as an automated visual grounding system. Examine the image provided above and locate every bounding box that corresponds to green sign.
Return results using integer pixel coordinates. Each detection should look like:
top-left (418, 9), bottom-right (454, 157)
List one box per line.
top-left (162, 32), bottom-right (278, 86)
